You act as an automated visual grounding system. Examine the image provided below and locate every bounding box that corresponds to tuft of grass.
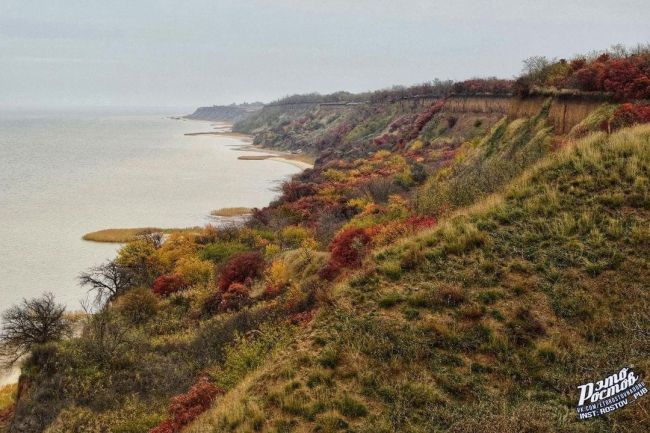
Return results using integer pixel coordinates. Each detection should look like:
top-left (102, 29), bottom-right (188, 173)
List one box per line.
top-left (336, 395), bottom-right (368, 418)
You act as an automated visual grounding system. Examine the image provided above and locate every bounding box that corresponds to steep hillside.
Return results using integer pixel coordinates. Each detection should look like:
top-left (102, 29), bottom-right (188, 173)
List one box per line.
top-left (3, 47), bottom-right (649, 433)
top-left (185, 124), bottom-right (650, 433)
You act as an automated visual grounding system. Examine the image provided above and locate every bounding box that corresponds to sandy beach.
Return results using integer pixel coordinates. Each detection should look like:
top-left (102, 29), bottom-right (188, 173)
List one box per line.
top-left (185, 121), bottom-right (315, 169)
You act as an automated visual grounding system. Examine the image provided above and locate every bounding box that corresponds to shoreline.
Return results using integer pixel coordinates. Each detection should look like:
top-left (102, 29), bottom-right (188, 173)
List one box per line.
top-left (3, 117), bottom-right (313, 385)
top-left (186, 120), bottom-right (315, 169)
top-left (81, 121), bottom-right (313, 244)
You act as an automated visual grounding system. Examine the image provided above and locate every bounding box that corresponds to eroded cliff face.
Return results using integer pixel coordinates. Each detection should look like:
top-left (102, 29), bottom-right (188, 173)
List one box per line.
top-left (508, 95), bottom-right (606, 133)
top-left (237, 94), bottom-right (604, 155)
top-left (443, 94), bottom-right (605, 133)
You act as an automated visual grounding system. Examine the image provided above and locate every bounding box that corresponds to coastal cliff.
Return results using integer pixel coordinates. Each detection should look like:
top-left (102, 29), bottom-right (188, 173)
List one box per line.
top-left (185, 103), bottom-right (263, 122)
top-left (5, 48), bottom-right (650, 433)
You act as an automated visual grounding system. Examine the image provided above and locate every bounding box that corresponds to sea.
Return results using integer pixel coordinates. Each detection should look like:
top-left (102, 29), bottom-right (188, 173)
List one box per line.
top-left (0, 108), bottom-right (301, 315)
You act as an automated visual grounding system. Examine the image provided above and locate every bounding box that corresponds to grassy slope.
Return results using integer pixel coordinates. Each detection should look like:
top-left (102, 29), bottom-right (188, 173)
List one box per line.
top-left (187, 125), bottom-right (650, 433)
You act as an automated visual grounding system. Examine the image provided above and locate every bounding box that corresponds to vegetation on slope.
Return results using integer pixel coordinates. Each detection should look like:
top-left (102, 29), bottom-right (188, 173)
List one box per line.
top-left (185, 124), bottom-right (650, 433)
top-left (2, 47), bottom-right (649, 433)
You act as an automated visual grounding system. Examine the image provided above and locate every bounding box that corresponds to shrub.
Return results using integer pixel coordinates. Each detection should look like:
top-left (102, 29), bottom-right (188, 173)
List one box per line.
top-left (199, 242), bottom-right (247, 264)
top-left (218, 252), bottom-right (265, 291)
top-left (152, 274), bottom-right (188, 297)
top-left (280, 226), bottom-right (312, 249)
top-left (607, 103), bottom-right (650, 131)
top-left (149, 376), bottom-right (224, 433)
top-left (116, 239), bottom-right (163, 286)
top-left (174, 257), bottom-right (213, 286)
top-left (362, 176), bottom-right (400, 203)
top-left (219, 283), bottom-right (251, 311)
top-left (280, 181), bottom-right (317, 202)
top-left (264, 259), bottom-right (290, 297)
top-left (328, 227), bottom-right (372, 270)
top-left (116, 286), bottom-right (158, 323)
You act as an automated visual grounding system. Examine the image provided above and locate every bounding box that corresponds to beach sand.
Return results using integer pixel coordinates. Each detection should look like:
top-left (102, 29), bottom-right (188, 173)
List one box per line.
top-left (185, 121), bottom-right (315, 169)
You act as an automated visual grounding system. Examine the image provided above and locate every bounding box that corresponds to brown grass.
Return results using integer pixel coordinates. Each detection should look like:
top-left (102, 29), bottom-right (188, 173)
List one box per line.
top-left (82, 227), bottom-right (201, 243)
top-left (211, 207), bottom-right (252, 217)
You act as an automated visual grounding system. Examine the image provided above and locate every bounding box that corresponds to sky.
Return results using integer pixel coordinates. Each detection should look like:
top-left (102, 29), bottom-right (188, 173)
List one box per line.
top-left (1, 0), bottom-right (649, 109)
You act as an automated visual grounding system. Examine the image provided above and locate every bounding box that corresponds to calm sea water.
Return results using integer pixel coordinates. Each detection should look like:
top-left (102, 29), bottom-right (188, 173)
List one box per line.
top-left (0, 109), bottom-right (301, 313)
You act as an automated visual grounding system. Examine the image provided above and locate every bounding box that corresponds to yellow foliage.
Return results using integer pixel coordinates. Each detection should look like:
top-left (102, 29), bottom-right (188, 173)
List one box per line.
top-left (389, 154), bottom-right (407, 167)
top-left (264, 243), bottom-right (281, 258)
top-left (374, 150), bottom-right (391, 160)
top-left (265, 259), bottom-right (290, 291)
top-left (280, 226), bottom-right (312, 248)
top-left (300, 237), bottom-right (318, 252)
top-left (174, 257), bottom-right (213, 286)
top-left (410, 139), bottom-right (424, 151)
top-left (157, 233), bottom-right (195, 269)
top-left (323, 168), bottom-right (346, 181)
top-left (347, 197), bottom-right (370, 211)
top-left (116, 239), bottom-right (158, 268)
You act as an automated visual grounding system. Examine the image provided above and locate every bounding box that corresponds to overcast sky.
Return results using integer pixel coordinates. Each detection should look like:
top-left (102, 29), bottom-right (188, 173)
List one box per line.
top-left (1, 0), bottom-right (648, 109)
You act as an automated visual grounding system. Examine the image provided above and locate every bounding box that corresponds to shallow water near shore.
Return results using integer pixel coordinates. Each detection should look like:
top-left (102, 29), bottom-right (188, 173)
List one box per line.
top-left (0, 109), bottom-right (301, 319)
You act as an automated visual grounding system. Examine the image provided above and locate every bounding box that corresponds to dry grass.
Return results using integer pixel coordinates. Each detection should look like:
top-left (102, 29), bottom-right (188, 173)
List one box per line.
top-left (211, 207), bottom-right (252, 217)
top-left (0, 384), bottom-right (16, 411)
top-left (82, 227), bottom-right (201, 243)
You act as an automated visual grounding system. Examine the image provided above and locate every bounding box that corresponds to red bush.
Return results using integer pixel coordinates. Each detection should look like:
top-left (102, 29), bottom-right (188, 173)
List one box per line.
top-left (321, 227), bottom-right (372, 280)
top-left (404, 215), bottom-right (437, 230)
top-left (567, 54), bottom-right (650, 99)
top-left (606, 103), bottom-right (650, 131)
top-left (318, 263), bottom-right (340, 281)
top-left (218, 252), bottom-right (264, 291)
top-left (220, 282), bottom-right (250, 311)
top-left (152, 274), bottom-right (188, 297)
top-left (149, 377), bottom-right (224, 433)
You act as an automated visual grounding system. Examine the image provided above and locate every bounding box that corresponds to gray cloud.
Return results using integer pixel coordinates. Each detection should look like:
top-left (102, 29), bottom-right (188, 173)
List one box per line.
top-left (1, 0), bottom-right (648, 108)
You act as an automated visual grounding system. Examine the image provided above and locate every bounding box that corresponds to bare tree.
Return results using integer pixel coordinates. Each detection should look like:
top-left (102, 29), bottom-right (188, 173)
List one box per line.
top-left (0, 293), bottom-right (70, 366)
top-left (79, 260), bottom-right (134, 306)
top-left (521, 56), bottom-right (552, 84)
top-left (80, 307), bottom-right (131, 365)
